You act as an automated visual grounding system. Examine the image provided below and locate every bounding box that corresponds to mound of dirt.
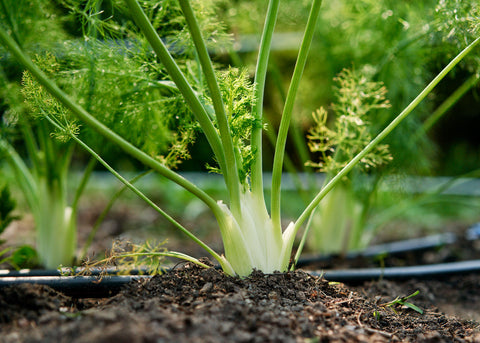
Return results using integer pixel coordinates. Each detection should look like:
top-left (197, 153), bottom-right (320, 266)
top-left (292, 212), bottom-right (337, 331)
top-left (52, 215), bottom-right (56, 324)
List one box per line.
top-left (1, 262), bottom-right (479, 342)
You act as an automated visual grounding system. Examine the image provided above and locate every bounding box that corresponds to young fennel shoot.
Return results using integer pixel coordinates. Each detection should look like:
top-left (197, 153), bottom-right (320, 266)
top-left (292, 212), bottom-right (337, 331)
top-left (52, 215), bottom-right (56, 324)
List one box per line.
top-left (0, 0), bottom-right (479, 276)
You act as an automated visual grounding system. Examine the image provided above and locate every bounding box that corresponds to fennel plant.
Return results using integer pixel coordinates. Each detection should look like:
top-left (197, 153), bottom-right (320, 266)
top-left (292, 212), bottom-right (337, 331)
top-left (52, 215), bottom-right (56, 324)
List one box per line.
top-left (0, 53), bottom-right (85, 268)
top-left (299, 0), bottom-right (480, 255)
top-left (0, 0), bottom-right (92, 269)
top-left (0, 70), bottom-right (93, 269)
top-left (253, 0), bottom-right (480, 256)
top-left (0, 0), bottom-right (478, 276)
top-left (302, 68), bottom-right (392, 254)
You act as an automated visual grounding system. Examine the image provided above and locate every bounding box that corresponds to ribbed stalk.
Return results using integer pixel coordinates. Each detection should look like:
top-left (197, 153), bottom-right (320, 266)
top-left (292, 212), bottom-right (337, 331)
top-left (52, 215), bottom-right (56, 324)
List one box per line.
top-left (179, 0), bottom-right (241, 214)
top-left (251, 0), bottom-right (280, 198)
top-left (271, 0), bottom-right (322, 229)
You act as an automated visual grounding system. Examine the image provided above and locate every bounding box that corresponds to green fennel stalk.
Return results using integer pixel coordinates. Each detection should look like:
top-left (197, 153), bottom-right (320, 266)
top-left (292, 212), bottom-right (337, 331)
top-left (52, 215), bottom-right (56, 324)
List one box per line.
top-left (251, 0), bottom-right (280, 198)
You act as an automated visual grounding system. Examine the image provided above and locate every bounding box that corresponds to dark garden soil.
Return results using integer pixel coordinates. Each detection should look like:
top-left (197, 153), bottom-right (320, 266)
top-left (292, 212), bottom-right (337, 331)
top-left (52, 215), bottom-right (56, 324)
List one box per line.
top-left (1, 204), bottom-right (480, 342)
top-left (1, 261), bottom-right (479, 343)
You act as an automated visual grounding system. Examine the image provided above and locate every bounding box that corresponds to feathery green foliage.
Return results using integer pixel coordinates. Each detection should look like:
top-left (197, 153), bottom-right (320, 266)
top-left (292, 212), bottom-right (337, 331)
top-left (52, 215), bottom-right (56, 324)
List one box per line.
top-left (63, 239), bottom-right (210, 277)
top-left (307, 68), bottom-right (392, 175)
top-left (1, 57), bottom-right (80, 269)
top-left (0, 0), bottom-right (68, 47)
top-left (431, 0), bottom-right (480, 69)
top-left (21, 55), bottom-right (80, 142)
top-left (207, 67), bottom-right (257, 183)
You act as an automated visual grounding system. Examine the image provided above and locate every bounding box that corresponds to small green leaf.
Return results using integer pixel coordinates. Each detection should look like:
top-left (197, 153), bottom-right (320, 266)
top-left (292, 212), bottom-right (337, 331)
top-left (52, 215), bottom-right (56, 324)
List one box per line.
top-left (403, 301), bottom-right (424, 315)
top-left (10, 245), bottom-right (39, 269)
top-left (381, 290), bottom-right (423, 315)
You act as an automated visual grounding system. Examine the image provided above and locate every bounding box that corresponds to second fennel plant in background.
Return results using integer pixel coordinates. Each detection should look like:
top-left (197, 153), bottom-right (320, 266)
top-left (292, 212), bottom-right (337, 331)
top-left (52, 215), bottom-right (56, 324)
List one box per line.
top-left (0, 56), bottom-right (94, 269)
top-left (301, 0), bottom-right (480, 255)
top-left (304, 68), bottom-right (392, 254)
top-left (0, 0), bottom-right (478, 276)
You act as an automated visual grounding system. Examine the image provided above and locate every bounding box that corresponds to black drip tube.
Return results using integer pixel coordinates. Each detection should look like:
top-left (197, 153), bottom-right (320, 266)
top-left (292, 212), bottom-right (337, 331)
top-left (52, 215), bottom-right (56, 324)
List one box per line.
top-left (0, 223), bottom-right (478, 297)
top-left (316, 259), bottom-right (480, 282)
top-left (0, 275), bottom-right (150, 298)
top-left (297, 223), bottom-right (480, 267)
top-left (0, 260), bottom-right (479, 297)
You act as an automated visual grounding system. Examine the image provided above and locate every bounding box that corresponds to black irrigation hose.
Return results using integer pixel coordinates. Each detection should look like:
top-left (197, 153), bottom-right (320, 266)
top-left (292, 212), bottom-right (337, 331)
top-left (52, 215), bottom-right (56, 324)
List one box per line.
top-left (0, 275), bottom-right (150, 298)
top-left (297, 223), bottom-right (480, 267)
top-left (316, 259), bottom-right (480, 283)
top-left (0, 267), bottom-right (147, 277)
top-left (0, 224), bottom-right (478, 298)
top-left (1, 260), bottom-right (480, 297)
